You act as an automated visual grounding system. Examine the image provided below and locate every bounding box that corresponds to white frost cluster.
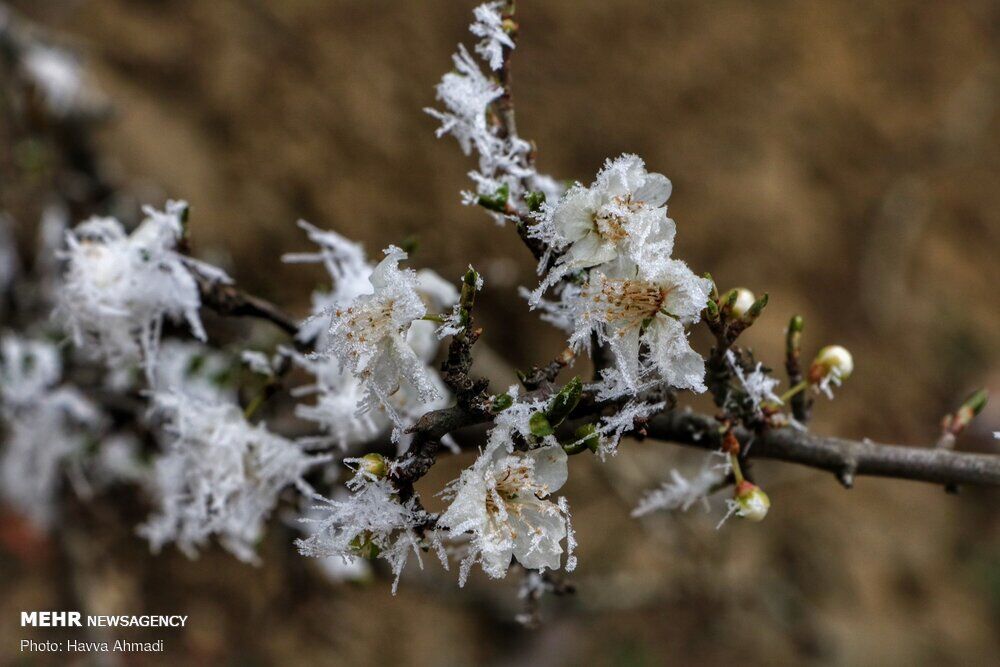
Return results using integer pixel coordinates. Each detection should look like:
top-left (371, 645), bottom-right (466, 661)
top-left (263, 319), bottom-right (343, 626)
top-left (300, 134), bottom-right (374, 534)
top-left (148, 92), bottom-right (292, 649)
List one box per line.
top-left (470, 1), bottom-right (514, 71)
top-left (139, 392), bottom-right (328, 564)
top-left (296, 465), bottom-right (438, 593)
top-left (426, 5), bottom-right (563, 219)
top-left (57, 201), bottom-right (230, 383)
top-left (726, 350), bottom-right (782, 414)
top-left (20, 43), bottom-right (85, 116)
top-left (0, 335), bottom-right (102, 528)
top-left (531, 155), bottom-right (711, 398)
top-left (632, 463), bottom-right (725, 517)
top-left (286, 224), bottom-right (454, 448)
top-left (439, 435), bottom-right (574, 585)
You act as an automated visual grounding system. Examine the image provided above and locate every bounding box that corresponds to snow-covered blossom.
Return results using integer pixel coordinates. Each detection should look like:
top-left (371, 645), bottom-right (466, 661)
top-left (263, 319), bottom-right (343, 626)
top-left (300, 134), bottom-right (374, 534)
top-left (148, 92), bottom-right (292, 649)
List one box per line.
top-left (286, 226), bottom-right (453, 450)
top-left (296, 465), bottom-right (437, 593)
top-left (632, 463), bottom-right (724, 517)
top-left (57, 201), bottom-right (230, 382)
top-left (569, 259), bottom-right (711, 395)
top-left (532, 155), bottom-right (675, 286)
top-left (439, 444), bottom-right (573, 585)
top-left (292, 351), bottom-right (449, 454)
top-left (0, 335), bottom-right (102, 528)
top-left (470, 2), bottom-right (514, 71)
top-left (326, 246), bottom-right (441, 438)
top-left (139, 392), bottom-right (328, 564)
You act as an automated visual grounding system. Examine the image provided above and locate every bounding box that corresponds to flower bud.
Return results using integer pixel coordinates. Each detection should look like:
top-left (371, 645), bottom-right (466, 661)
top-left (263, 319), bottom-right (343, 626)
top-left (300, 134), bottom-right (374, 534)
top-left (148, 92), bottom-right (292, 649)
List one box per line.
top-left (358, 453), bottom-right (388, 479)
top-left (724, 288), bottom-right (756, 318)
top-left (808, 345), bottom-right (853, 384)
top-left (734, 481), bottom-right (770, 522)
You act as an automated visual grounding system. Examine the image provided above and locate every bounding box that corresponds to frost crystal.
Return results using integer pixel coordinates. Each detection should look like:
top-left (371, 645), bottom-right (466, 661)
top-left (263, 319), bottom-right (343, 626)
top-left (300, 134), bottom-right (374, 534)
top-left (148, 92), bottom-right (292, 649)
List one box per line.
top-left (57, 201), bottom-right (230, 383)
top-left (426, 6), bottom-right (562, 214)
top-left (296, 466), bottom-right (435, 594)
top-left (439, 444), bottom-right (572, 585)
top-left (325, 246), bottom-right (441, 439)
top-left (590, 399), bottom-right (666, 457)
top-left (426, 44), bottom-right (503, 159)
top-left (470, 2), bottom-right (514, 71)
top-left (726, 350), bottom-right (782, 413)
top-left (139, 392), bottom-right (328, 564)
top-left (633, 461), bottom-right (724, 517)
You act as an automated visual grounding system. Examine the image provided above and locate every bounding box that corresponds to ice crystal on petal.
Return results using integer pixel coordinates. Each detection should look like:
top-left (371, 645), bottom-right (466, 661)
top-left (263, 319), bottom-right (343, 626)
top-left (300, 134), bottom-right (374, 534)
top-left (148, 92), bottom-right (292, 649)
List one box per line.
top-left (438, 444), bottom-right (571, 584)
top-left (139, 392), bottom-right (328, 564)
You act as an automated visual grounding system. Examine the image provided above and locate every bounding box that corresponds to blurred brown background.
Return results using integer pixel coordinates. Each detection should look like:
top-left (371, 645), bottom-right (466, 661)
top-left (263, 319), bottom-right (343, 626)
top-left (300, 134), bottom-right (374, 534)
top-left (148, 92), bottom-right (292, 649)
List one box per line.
top-left (2, 0), bottom-right (999, 665)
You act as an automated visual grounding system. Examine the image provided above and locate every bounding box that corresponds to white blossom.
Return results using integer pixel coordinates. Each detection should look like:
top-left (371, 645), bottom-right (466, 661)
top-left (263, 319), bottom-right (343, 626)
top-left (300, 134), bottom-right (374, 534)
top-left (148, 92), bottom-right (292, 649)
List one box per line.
top-left (439, 444), bottom-right (572, 585)
top-left (139, 392), bottom-right (328, 564)
top-left (529, 154), bottom-right (676, 301)
top-left (287, 226), bottom-right (453, 450)
top-left (470, 2), bottom-right (514, 71)
top-left (57, 201), bottom-right (229, 383)
top-left (296, 465), bottom-right (436, 593)
top-left (325, 246), bottom-right (441, 439)
top-left (569, 259), bottom-right (711, 395)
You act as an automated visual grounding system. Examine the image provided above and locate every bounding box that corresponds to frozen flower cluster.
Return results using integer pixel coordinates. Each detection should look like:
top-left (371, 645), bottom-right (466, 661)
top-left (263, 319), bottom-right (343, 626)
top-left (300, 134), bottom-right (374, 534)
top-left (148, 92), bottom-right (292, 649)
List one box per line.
top-left (57, 201), bottom-right (231, 383)
top-left (531, 155), bottom-right (712, 398)
top-left (139, 391), bottom-right (328, 564)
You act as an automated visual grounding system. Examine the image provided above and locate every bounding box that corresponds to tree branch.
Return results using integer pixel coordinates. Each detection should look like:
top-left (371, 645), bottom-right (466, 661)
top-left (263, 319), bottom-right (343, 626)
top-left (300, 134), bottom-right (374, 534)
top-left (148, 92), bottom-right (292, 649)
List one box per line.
top-left (193, 271), bottom-right (300, 337)
top-left (647, 409), bottom-right (1000, 488)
